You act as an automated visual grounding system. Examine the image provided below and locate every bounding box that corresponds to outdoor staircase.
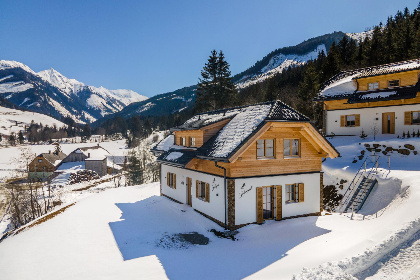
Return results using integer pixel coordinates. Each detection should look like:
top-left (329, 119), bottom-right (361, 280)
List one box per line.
top-left (343, 177), bottom-right (378, 213)
top-left (339, 155), bottom-right (381, 214)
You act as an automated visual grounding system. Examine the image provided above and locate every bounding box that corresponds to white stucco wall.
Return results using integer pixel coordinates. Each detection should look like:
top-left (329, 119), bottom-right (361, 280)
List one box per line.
top-left (234, 173), bottom-right (321, 225)
top-left (161, 164), bottom-right (226, 224)
top-left (326, 104), bottom-right (420, 136)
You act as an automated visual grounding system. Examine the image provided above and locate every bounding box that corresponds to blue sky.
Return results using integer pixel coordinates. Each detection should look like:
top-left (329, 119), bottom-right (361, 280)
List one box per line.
top-left (1, 0), bottom-right (418, 97)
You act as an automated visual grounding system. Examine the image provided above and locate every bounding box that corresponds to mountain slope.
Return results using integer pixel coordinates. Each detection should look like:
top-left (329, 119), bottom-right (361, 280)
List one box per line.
top-left (100, 32), bottom-right (354, 122)
top-left (0, 105), bottom-right (65, 136)
top-left (0, 61), bottom-right (147, 123)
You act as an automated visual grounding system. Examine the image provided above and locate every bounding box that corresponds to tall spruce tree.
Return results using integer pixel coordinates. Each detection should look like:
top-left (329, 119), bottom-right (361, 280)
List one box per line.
top-left (195, 50), bottom-right (237, 112)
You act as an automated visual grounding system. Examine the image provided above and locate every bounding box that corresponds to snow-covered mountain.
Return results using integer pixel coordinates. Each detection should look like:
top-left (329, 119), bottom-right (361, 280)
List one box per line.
top-left (0, 61), bottom-right (147, 123)
top-left (236, 44), bottom-right (327, 89)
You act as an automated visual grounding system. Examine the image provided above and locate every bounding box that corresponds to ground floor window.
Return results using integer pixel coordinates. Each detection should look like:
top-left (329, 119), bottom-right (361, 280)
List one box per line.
top-left (262, 186), bottom-right (273, 219)
top-left (404, 111), bottom-right (420, 125)
top-left (167, 172), bottom-right (176, 189)
top-left (340, 114), bottom-right (360, 127)
top-left (196, 180), bottom-right (209, 202)
top-left (286, 183), bottom-right (304, 203)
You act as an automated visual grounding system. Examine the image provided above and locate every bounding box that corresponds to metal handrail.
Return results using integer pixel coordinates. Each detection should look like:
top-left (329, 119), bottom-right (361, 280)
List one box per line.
top-left (339, 155), bottom-right (380, 213)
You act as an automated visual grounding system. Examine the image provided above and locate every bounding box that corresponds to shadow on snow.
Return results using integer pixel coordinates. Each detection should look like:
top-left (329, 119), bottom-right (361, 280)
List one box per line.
top-left (109, 196), bottom-right (330, 280)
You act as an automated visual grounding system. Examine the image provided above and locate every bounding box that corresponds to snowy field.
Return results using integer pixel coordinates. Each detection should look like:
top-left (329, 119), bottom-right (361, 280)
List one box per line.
top-left (0, 135), bottom-right (420, 279)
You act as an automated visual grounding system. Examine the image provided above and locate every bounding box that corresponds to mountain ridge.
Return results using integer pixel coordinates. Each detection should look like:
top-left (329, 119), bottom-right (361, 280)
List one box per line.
top-left (0, 61), bottom-right (148, 123)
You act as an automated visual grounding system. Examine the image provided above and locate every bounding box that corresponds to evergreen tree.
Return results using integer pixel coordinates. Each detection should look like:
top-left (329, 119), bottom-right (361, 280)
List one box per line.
top-left (196, 50), bottom-right (237, 112)
top-left (18, 131), bottom-right (24, 144)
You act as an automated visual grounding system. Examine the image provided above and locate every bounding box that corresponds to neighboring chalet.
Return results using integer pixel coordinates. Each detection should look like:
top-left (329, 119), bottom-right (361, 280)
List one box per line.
top-left (59, 146), bottom-right (111, 176)
top-left (315, 58), bottom-right (420, 136)
top-left (152, 101), bottom-right (339, 230)
top-left (29, 151), bottom-right (67, 179)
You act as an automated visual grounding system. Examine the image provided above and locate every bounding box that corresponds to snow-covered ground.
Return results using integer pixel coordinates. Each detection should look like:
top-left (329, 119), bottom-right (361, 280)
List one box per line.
top-left (1, 135), bottom-right (420, 279)
top-left (0, 105), bottom-right (65, 136)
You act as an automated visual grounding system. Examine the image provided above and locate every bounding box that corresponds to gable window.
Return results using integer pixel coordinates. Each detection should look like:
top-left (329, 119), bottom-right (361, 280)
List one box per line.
top-left (166, 172), bottom-right (176, 189)
top-left (180, 137), bottom-right (186, 146)
top-left (388, 80), bottom-right (400, 87)
top-left (283, 139), bottom-right (300, 158)
top-left (257, 139), bottom-right (275, 159)
top-left (340, 114), bottom-right (360, 127)
top-left (38, 159), bottom-right (43, 163)
top-left (368, 82), bottom-right (379, 90)
top-left (196, 180), bottom-right (209, 202)
top-left (286, 183), bottom-right (304, 203)
top-left (190, 137), bottom-right (196, 147)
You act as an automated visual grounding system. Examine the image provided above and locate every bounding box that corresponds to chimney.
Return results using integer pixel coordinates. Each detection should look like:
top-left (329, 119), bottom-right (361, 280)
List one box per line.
top-left (49, 150), bottom-right (51, 154)
top-left (88, 153), bottom-right (90, 158)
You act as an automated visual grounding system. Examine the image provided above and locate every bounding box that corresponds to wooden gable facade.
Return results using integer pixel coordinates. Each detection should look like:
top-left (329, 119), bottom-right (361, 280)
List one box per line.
top-left (155, 101), bottom-right (338, 230)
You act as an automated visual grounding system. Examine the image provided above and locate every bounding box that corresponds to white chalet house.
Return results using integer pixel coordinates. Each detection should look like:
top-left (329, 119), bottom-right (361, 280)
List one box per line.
top-left (315, 58), bottom-right (420, 136)
top-left (152, 101), bottom-right (339, 229)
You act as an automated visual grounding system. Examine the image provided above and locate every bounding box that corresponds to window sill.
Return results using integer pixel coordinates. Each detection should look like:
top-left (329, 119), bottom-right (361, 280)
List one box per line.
top-left (283, 156), bottom-right (301, 159)
top-left (257, 157), bottom-right (276, 160)
top-left (286, 200), bottom-right (299, 204)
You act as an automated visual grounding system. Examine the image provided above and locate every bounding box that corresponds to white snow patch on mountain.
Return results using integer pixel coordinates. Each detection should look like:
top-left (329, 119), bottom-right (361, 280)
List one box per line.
top-left (0, 75), bottom-right (13, 83)
top-left (38, 68), bottom-right (84, 97)
top-left (0, 81), bottom-right (34, 94)
top-left (346, 29), bottom-right (374, 43)
top-left (237, 45), bottom-right (326, 89)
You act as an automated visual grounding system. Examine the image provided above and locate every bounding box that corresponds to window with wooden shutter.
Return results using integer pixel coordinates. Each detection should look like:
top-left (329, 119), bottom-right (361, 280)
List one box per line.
top-left (256, 187), bottom-right (263, 224)
top-left (205, 183), bottom-right (210, 202)
top-left (173, 174), bottom-right (176, 189)
top-left (354, 115), bottom-right (360, 127)
top-left (340, 115), bottom-right (345, 127)
top-left (275, 185), bottom-right (282, 221)
top-left (298, 183), bottom-right (304, 202)
top-left (405, 111), bottom-right (412, 125)
top-left (413, 112), bottom-right (420, 124)
top-left (196, 180), bottom-right (209, 202)
top-left (196, 180), bottom-right (199, 198)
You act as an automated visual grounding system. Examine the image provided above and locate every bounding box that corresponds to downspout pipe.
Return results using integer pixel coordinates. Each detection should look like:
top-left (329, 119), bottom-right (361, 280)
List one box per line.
top-left (214, 161), bottom-right (227, 230)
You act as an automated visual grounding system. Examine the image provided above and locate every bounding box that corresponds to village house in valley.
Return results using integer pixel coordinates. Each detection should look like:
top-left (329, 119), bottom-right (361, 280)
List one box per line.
top-left (153, 101), bottom-right (338, 229)
top-left (29, 150), bottom-right (67, 179)
top-left (315, 58), bottom-right (420, 136)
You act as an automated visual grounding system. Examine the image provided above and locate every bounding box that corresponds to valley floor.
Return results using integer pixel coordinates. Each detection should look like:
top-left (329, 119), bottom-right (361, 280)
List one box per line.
top-left (0, 136), bottom-right (420, 279)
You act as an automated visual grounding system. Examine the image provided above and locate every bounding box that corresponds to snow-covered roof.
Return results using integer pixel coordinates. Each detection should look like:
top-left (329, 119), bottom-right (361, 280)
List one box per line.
top-left (317, 58), bottom-right (420, 100)
top-left (157, 100), bottom-right (311, 163)
top-left (73, 146), bottom-right (110, 160)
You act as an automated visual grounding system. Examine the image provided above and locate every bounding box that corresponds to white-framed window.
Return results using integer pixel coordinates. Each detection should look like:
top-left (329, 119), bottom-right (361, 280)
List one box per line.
top-left (286, 184), bottom-right (298, 203)
top-left (368, 82), bottom-right (379, 90)
top-left (388, 80), bottom-right (400, 87)
top-left (180, 137), bottom-right (186, 146)
top-left (257, 139), bottom-right (275, 159)
top-left (167, 172), bottom-right (176, 188)
top-left (190, 137), bottom-right (196, 147)
top-left (284, 139), bottom-right (300, 158)
top-left (346, 115), bottom-right (356, 127)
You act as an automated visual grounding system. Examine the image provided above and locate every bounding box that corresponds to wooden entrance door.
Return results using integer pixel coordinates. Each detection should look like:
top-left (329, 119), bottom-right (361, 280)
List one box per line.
top-left (382, 112), bottom-right (395, 134)
top-left (186, 177), bottom-right (192, 206)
